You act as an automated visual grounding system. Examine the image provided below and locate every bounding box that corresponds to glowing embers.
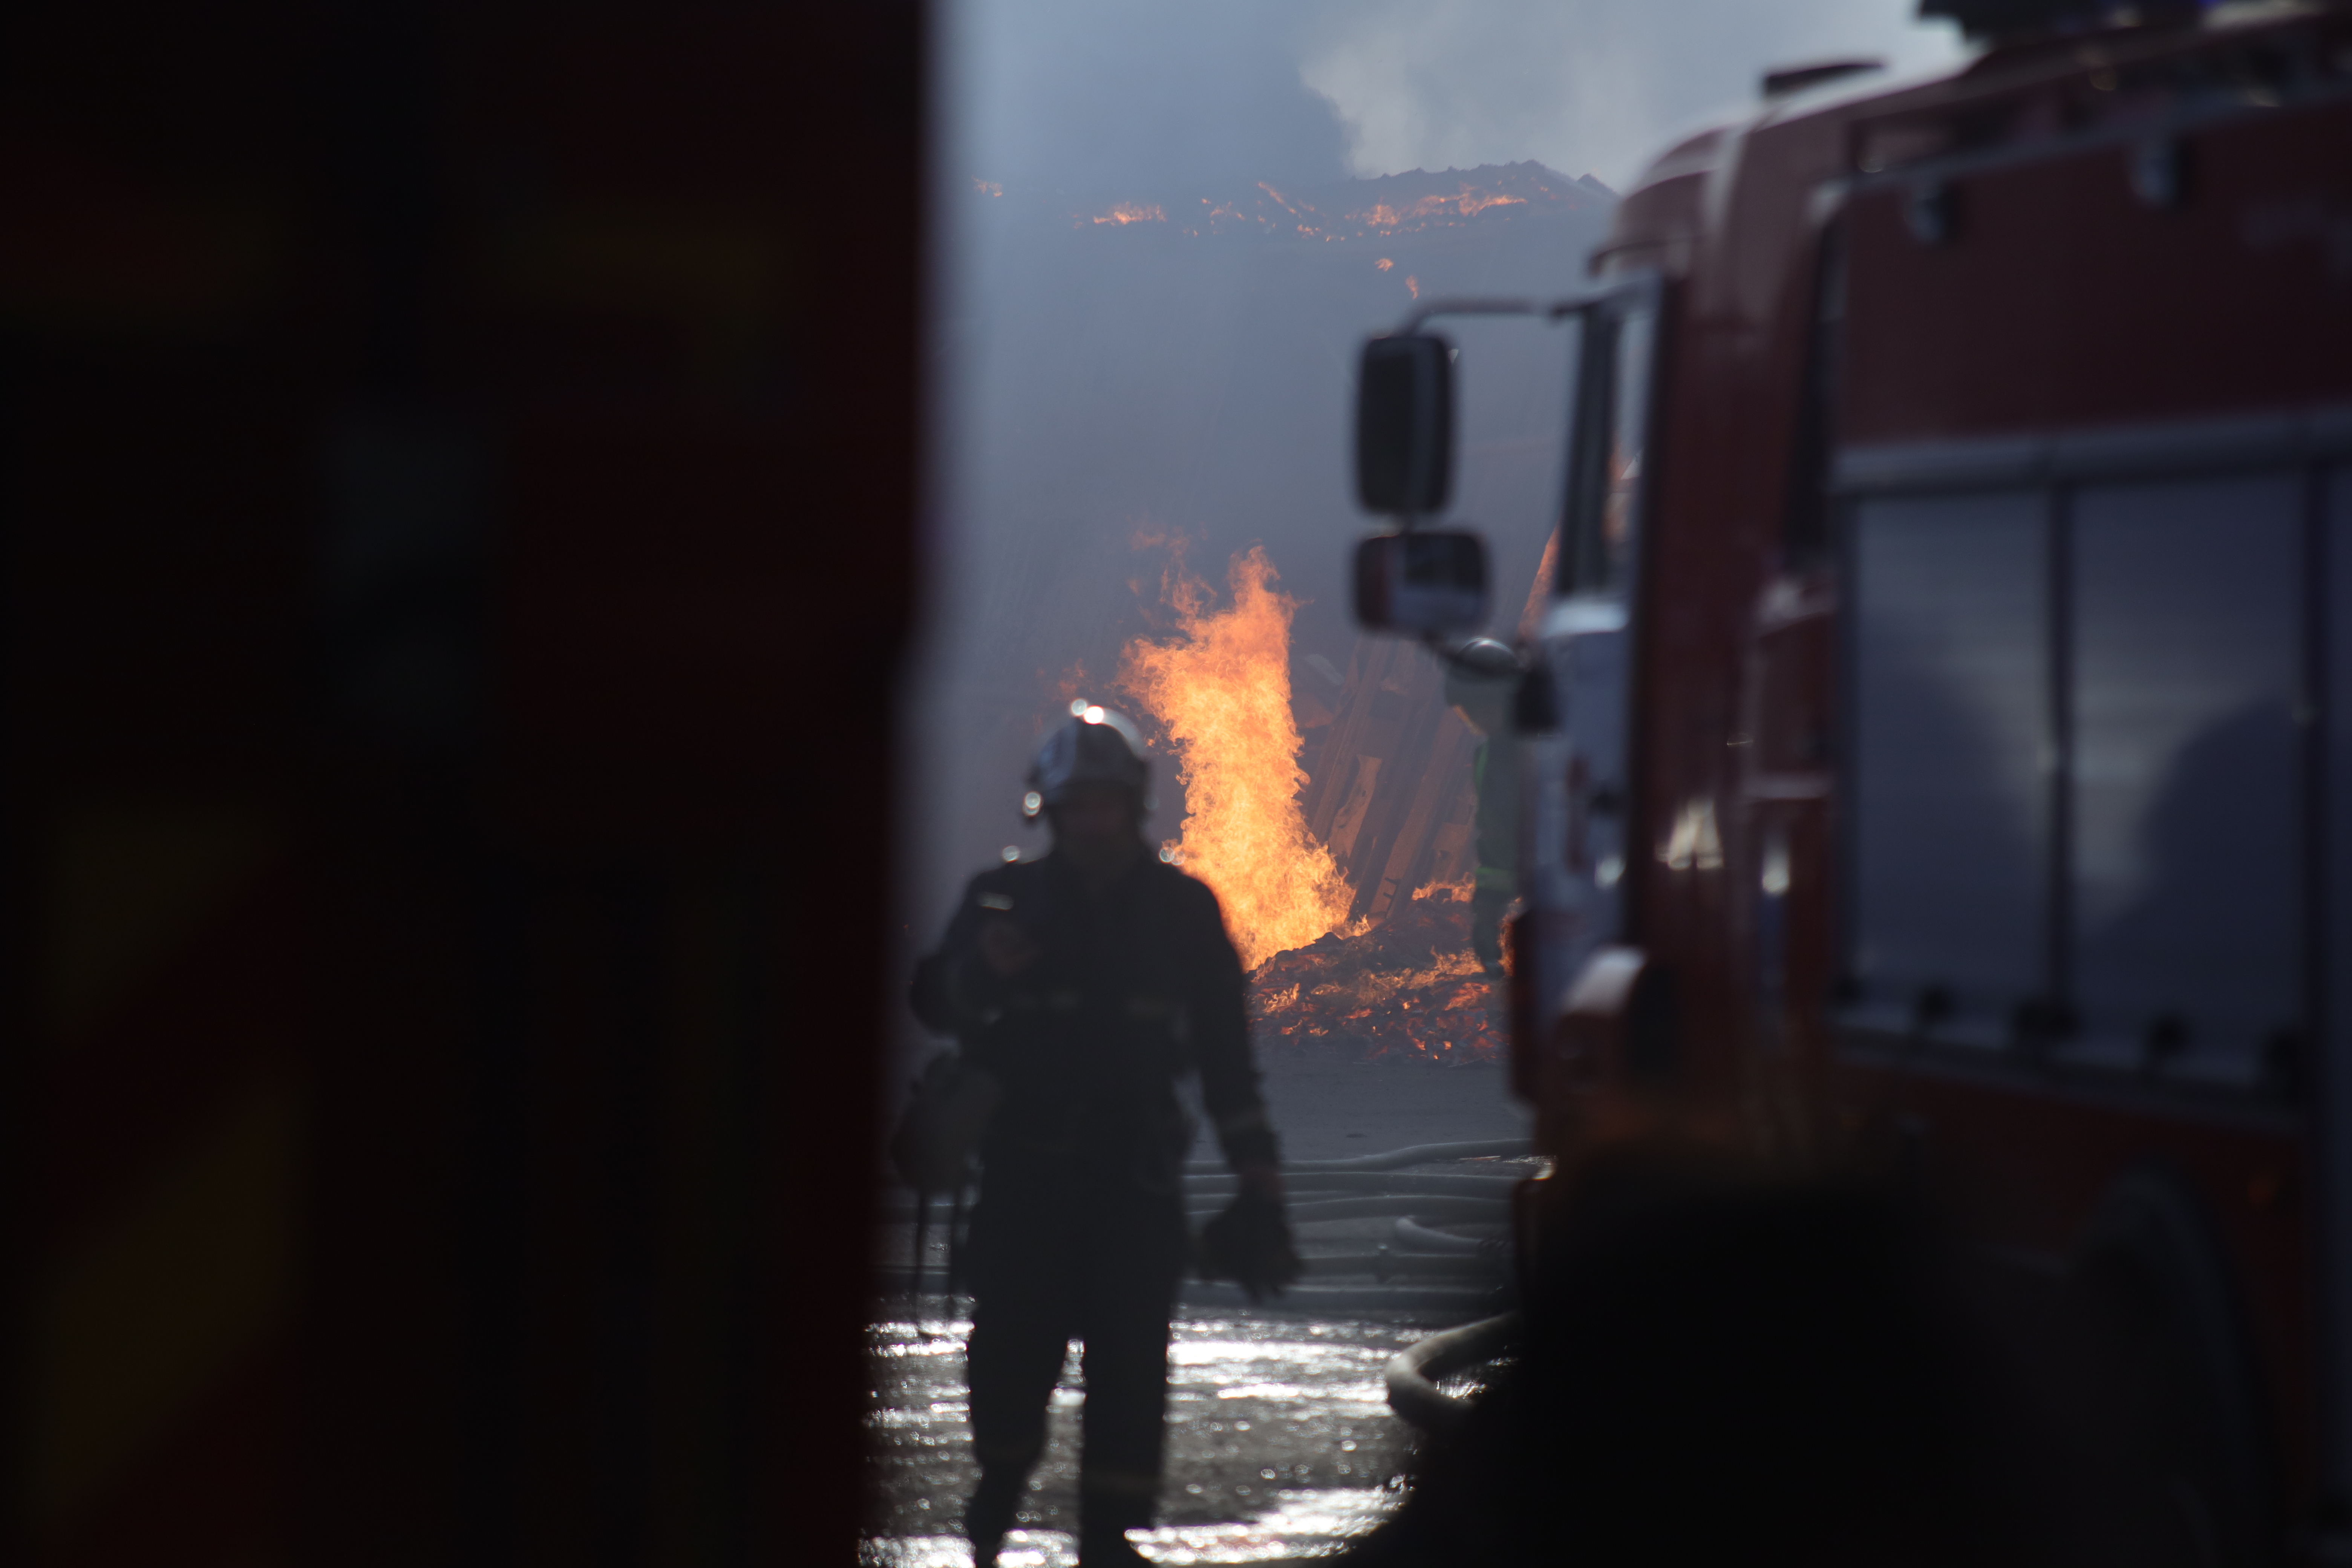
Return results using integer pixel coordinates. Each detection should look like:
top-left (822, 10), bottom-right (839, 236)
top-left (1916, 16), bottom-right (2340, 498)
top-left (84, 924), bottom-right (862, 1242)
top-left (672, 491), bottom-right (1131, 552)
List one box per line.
top-left (1119, 545), bottom-right (1355, 970)
top-left (1090, 202), bottom-right (1166, 227)
top-left (1248, 891), bottom-right (1503, 1063)
top-left (1064, 162), bottom-right (1599, 242)
top-left (1355, 187), bottom-right (1528, 229)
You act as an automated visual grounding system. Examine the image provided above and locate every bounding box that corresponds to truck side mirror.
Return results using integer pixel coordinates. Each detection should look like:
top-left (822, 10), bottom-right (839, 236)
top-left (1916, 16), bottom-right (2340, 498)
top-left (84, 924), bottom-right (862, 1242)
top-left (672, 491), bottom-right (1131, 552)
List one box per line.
top-left (1355, 334), bottom-right (1454, 515)
top-left (1353, 529), bottom-right (1489, 634)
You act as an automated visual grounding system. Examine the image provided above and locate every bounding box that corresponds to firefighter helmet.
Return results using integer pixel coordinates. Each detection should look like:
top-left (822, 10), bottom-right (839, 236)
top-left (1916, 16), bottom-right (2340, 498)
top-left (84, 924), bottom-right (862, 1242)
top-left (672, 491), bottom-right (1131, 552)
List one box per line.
top-left (1444, 638), bottom-right (1521, 736)
top-left (1024, 703), bottom-right (1151, 821)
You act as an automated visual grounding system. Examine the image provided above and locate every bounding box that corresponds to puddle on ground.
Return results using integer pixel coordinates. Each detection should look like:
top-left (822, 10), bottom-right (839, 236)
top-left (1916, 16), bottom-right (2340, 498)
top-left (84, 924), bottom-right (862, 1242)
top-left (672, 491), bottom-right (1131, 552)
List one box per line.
top-left (861, 1485), bottom-right (1398, 1565)
top-left (865, 1310), bottom-right (1450, 1554)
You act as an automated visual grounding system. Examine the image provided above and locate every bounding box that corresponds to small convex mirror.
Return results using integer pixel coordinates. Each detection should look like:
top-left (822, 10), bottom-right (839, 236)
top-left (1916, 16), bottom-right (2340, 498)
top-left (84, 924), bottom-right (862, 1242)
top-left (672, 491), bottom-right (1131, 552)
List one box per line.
top-left (1355, 334), bottom-right (1455, 514)
top-left (1353, 529), bottom-right (1489, 634)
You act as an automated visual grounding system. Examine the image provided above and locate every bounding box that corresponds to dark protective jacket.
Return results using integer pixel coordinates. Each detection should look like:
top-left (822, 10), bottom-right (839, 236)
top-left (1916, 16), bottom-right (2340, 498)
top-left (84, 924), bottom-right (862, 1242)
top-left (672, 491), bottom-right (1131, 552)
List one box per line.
top-left (911, 848), bottom-right (1277, 1174)
top-left (1471, 733), bottom-right (1521, 899)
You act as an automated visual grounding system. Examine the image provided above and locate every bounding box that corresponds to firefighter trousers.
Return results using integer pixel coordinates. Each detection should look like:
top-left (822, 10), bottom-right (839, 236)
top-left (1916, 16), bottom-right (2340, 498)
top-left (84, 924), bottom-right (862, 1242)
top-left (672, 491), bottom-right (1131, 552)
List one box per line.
top-left (963, 1153), bottom-right (1190, 1534)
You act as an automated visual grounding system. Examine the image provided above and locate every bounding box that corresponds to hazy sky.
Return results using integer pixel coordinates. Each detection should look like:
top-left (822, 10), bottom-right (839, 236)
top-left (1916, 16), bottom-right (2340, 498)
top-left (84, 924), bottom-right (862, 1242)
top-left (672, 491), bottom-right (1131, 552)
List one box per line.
top-left (1302, 0), bottom-right (1967, 186)
top-left (948, 0), bottom-right (1968, 196)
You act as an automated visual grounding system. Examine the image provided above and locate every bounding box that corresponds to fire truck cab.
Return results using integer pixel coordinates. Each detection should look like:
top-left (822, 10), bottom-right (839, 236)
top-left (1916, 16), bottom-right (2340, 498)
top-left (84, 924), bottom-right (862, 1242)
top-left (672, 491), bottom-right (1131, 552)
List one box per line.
top-left (1352, 2), bottom-right (2352, 1557)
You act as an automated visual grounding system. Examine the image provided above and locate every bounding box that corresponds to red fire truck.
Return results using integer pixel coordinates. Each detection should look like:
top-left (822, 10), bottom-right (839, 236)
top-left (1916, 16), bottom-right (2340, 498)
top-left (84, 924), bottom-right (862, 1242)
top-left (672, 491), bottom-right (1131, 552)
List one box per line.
top-left (1352, 2), bottom-right (2352, 1558)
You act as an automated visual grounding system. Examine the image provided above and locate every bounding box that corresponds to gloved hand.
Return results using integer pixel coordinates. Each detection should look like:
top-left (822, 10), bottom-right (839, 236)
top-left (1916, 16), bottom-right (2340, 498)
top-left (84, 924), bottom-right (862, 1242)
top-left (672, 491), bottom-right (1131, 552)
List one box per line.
top-left (1197, 1188), bottom-right (1302, 1303)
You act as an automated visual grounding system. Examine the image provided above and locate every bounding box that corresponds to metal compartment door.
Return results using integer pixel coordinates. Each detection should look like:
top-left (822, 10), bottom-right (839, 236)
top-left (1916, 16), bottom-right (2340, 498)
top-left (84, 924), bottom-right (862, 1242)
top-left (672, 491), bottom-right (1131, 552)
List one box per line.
top-left (1847, 488), bottom-right (2051, 1047)
top-left (2068, 473), bottom-right (2302, 1083)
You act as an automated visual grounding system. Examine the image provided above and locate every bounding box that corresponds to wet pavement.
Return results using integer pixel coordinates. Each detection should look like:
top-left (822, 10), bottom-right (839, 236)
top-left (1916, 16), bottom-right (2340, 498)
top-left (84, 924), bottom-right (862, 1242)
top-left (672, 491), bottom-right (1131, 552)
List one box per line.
top-left (862, 1306), bottom-right (1481, 1565)
top-left (864, 1056), bottom-right (1525, 1563)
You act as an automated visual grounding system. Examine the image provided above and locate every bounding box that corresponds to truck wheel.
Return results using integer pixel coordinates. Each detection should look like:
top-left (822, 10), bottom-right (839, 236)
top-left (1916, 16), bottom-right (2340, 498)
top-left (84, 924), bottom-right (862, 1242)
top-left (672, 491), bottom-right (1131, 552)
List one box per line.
top-left (2061, 1169), bottom-right (2276, 1567)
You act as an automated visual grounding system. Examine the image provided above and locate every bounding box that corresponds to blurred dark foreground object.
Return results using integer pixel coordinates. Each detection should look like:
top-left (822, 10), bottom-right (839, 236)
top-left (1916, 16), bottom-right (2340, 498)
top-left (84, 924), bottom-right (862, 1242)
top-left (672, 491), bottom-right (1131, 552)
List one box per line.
top-left (1196, 1189), bottom-right (1303, 1303)
top-left (1, 3), bottom-right (923, 1565)
top-left (1341, 1161), bottom-right (2090, 1568)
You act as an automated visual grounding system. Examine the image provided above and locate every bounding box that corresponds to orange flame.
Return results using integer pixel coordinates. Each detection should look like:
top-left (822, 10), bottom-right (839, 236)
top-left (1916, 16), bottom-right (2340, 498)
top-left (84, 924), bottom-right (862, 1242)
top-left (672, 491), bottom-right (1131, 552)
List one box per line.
top-left (1519, 529), bottom-right (1560, 640)
top-left (1119, 546), bottom-right (1355, 969)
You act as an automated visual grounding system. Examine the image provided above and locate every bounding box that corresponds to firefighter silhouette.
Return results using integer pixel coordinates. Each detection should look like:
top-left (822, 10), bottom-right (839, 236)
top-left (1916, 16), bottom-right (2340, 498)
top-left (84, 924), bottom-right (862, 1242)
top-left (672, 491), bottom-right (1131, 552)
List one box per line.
top-left (910, 705), bottom-right (1294, 1567)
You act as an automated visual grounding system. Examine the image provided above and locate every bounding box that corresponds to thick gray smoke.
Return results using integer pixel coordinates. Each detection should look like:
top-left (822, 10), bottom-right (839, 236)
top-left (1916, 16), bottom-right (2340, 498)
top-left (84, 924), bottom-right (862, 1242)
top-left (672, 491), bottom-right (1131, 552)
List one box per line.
top-left (947, 0), bottom-right (1964, 198)
top-left (947, 0), bottom-right (1349, 197)
top-left (1303, 0), bottom-right (1965, 188)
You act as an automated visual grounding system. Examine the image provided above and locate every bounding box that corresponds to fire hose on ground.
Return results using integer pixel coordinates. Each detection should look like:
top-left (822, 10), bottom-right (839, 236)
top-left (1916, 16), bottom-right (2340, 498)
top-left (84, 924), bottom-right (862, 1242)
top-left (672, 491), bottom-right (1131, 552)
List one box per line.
top-left (887, 1183), bottom-right (1520, 1276)
top-left (878, 1137), bottom-right (1531, 1306)
top-left (1384, 1311), bottom-right (1521, 1437)
top-left (1182, 1136), bottom-right (1531, 1175)
top-left (880, 1136), bottom-right (1531, 1426)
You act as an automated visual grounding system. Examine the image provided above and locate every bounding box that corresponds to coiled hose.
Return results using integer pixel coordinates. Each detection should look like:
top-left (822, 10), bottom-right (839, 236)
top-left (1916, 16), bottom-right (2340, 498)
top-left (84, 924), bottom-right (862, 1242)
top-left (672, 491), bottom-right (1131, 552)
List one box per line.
top-left (1385, 1311), bottom-right (1521, 1436)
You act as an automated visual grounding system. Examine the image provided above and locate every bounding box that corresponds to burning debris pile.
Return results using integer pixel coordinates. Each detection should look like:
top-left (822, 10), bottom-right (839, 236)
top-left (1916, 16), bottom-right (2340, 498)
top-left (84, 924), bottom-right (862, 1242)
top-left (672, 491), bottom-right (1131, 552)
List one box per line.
top-left (1107, 535), bottom-right (1517, 1064)
top-left (1248, 885), bottom-right (1503, 1064)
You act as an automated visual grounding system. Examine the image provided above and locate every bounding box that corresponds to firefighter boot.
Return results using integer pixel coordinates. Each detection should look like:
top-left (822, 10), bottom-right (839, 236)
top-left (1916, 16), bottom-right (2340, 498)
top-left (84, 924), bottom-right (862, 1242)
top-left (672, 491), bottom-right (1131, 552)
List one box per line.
top-left (964, 1467), bottom-right (1026, 1568)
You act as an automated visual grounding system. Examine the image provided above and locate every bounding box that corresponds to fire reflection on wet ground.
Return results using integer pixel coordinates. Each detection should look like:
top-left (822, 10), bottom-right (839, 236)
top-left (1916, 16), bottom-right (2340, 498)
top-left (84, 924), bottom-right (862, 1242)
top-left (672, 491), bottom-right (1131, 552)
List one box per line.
top-left (863, 1311), bottom-right (1456, 1565)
